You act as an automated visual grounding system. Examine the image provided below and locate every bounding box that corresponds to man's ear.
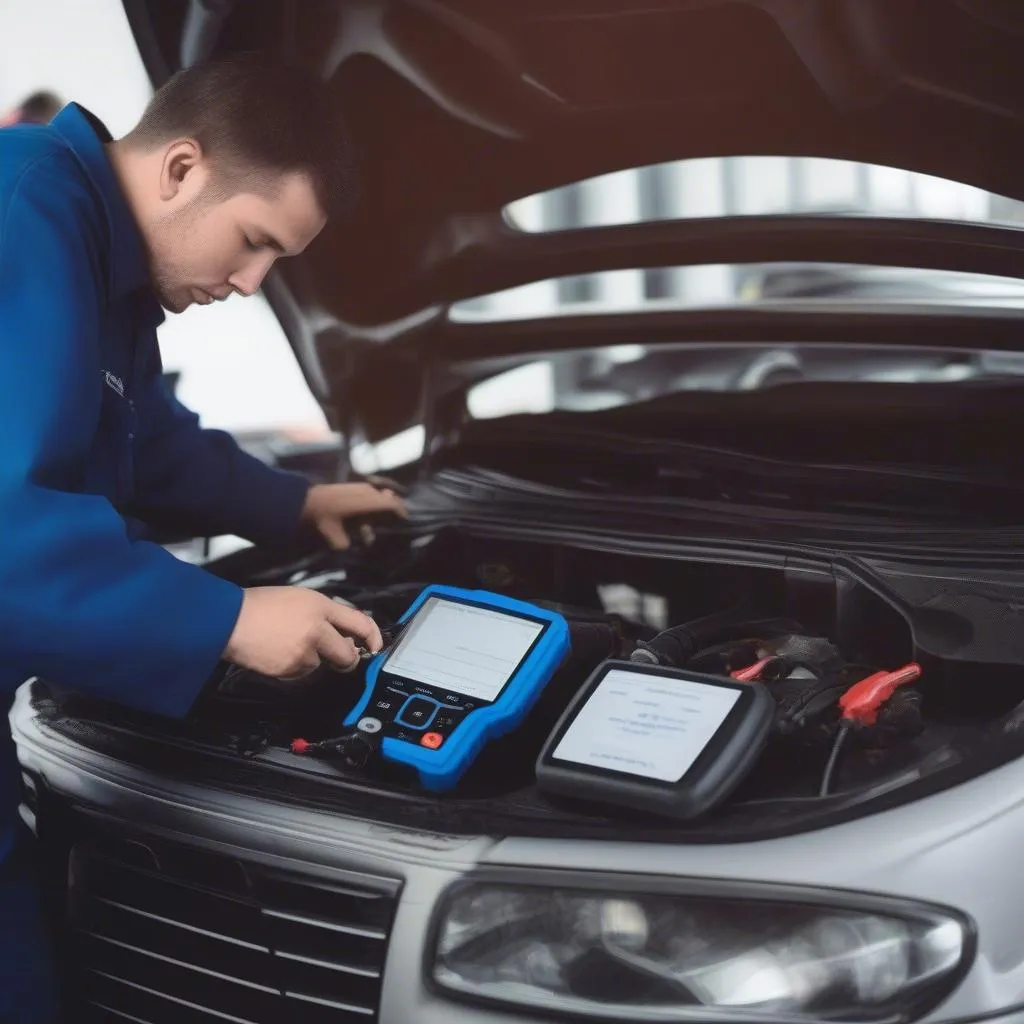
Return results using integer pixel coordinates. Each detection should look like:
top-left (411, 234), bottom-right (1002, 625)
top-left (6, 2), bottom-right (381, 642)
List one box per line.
top-left (158, 138), bottom-right (206, 202)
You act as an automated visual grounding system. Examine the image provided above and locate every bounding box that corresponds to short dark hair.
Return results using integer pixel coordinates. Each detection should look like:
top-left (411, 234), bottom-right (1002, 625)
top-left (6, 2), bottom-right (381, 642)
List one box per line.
top-left (126, 54), bottom-right (357, 219)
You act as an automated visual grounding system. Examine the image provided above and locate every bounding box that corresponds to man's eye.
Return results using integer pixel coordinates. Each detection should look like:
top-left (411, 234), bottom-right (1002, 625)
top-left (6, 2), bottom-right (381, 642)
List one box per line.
top-left (243, 236), bottom-right (262, 252)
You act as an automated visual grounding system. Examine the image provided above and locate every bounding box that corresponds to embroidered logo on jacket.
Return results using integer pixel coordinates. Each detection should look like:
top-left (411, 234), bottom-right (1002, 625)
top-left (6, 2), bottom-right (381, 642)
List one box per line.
top-left (102, 371), bottom-right (125, 398)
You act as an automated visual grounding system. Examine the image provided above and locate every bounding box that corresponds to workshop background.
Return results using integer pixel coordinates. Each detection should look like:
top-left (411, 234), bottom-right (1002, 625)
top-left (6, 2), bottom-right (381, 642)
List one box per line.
top-left (3, 0), bottom-right (1021, 474)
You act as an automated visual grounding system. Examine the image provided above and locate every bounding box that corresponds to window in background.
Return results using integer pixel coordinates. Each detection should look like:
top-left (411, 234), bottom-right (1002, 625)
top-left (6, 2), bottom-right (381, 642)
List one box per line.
top-left (504, 156), bottom-right (1014, 231)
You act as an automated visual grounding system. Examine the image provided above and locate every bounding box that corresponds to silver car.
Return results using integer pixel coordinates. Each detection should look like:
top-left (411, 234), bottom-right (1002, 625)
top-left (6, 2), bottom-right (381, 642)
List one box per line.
top-left (13, 0), bottom-right (1024, 1022)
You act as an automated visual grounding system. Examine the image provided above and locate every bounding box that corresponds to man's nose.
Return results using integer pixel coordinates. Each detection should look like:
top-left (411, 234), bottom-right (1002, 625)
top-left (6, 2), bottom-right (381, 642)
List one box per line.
top-left (228, 254), bottom-right (276, 297)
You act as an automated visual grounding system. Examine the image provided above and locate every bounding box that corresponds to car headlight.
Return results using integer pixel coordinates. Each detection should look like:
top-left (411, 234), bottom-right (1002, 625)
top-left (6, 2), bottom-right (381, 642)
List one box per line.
top-left (429, 875), bottom-right (972, 1022)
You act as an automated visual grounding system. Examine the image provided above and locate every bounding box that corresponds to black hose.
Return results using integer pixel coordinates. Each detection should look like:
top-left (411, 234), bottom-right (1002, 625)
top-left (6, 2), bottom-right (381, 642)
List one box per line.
top-left (633, 612), bottom-right (805, 669)
top-left (567, 621), bottom-right (625, 668)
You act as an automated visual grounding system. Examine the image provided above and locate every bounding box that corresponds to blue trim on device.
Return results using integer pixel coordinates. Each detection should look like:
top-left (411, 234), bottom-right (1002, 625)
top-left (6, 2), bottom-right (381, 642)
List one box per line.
top-left (344, 585), bottom-right (571, 791)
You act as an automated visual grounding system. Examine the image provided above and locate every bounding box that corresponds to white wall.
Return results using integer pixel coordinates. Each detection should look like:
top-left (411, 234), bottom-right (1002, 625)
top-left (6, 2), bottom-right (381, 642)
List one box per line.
top-left (0, 0), bottom-right (150, 137)
top-left (0, 0), bottom-right (328, 436)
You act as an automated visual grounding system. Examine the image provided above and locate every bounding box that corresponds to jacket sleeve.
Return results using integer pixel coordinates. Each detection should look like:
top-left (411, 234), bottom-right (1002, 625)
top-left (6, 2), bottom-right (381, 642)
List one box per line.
top-left (130, 360), bottom-right (311, 549)
top-left (0, 158), bottom-right (243, 718)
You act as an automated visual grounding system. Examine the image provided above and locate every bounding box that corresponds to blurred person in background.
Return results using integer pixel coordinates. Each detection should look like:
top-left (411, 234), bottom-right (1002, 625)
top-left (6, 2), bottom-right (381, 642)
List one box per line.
top-left (1, 89), bottom-right (63, 126)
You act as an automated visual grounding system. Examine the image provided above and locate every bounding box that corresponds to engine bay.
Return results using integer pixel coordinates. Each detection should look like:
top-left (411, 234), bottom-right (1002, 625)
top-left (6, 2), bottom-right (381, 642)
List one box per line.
top-left (184, 523), bottom-right (1024, 830)
top-left (35, 521), bottom-right (1024, 840)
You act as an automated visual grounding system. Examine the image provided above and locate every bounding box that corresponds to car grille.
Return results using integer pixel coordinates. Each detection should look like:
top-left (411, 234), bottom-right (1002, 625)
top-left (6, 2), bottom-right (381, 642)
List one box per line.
top-left (67, 833), bottom-right (401, 1023)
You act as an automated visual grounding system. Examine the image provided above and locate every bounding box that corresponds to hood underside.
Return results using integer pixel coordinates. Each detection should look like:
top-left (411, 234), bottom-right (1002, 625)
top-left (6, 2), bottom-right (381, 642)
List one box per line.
top-left (125, 0), bottom-right (1024, 322)
top-left (123, 0), bottom-right (1024, 441)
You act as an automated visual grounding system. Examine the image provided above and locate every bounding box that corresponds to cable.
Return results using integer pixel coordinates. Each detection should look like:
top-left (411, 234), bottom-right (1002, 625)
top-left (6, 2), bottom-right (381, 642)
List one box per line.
top-left (819, 722), bottom-right (851, 797)
top-left (292, 728), bottom-right (381, 769)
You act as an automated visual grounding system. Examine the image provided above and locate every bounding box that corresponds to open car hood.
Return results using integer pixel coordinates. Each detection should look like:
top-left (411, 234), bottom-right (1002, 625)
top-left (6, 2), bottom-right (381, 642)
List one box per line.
top-left (124, 0), bottom-right (1024, 438)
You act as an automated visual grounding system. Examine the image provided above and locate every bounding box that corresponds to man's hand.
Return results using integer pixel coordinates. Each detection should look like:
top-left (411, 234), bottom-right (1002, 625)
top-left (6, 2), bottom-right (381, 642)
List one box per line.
top-left (300, 482), bottom-right (408, 551)
top-left (223, 587), bottom-right (383, 679)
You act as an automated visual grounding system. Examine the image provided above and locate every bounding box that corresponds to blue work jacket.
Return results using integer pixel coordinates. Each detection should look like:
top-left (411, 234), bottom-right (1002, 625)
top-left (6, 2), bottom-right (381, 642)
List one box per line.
top-left (0, 104), bottom-right (311, 870)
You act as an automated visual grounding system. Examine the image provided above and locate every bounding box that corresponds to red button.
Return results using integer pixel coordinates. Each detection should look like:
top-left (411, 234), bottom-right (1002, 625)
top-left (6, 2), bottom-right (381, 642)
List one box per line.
top-left (421, 732), bottom-right (444, 749)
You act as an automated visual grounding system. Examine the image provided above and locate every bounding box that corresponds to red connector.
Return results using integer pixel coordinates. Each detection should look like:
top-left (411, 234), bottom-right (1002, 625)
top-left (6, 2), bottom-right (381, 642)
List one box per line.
top-left (731, 656), bottom-right (776, 682)
top-left (839, 663), bottom-right (922, 726)
top-left (291, 738), bottom-right (311, 754)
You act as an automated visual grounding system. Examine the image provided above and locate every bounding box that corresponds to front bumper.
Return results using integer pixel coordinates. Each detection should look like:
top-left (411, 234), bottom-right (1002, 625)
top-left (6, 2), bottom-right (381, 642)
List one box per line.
top-left (13, 684), bottom-right (1024, 1024)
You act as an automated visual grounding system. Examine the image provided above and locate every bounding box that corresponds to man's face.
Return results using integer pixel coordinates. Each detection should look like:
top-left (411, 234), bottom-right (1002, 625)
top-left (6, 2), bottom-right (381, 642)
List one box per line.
top-left (147, 155), bottom-right (327, 314)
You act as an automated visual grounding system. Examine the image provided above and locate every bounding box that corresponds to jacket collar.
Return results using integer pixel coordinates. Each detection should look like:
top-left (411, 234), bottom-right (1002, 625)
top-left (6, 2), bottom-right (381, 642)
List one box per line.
top-left (52, 103), bottom-right (153, 301)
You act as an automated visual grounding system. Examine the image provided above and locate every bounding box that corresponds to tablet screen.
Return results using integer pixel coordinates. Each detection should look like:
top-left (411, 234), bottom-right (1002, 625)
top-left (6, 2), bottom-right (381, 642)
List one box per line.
top-left (384, 597), bottom-right (545, 704)
top-left (551, 668), bottom-right (741, 782)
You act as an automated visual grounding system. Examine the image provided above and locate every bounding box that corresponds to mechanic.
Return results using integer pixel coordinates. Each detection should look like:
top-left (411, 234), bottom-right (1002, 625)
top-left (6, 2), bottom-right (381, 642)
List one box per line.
top-left (0, 56), bottom-right (405, 1022)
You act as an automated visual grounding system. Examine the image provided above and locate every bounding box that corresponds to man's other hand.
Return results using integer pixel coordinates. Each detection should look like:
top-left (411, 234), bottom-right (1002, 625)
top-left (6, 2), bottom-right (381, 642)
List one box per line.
top-left (223, 587), bottom-right (383, 678)
top-left (300, 482), bottom-right (408, 550)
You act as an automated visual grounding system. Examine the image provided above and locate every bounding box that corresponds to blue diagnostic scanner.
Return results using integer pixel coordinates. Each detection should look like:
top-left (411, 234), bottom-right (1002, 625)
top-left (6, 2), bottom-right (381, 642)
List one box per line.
top-left (343, 585), bottom-right (571, 791)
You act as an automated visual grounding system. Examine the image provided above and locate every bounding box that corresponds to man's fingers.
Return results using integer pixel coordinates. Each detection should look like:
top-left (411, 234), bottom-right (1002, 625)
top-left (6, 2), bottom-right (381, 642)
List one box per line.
top-left (380, 488), bottom-right (410, 519)
top-left (324, 601), bottom-right (384, 653)
top-left (317, 516), bottom-right (351, 550)
top-left (365, 474), bottom-right (407, 496)
top-left (316, 624), bottom-right (360, 672)
top-left (358, 485), bottom-right (408, 518)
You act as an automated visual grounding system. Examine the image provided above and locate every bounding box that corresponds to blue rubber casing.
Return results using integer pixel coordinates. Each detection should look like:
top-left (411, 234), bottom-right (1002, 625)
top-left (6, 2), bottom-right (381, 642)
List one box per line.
top-left (343, 585), bottom-right (570, 792)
